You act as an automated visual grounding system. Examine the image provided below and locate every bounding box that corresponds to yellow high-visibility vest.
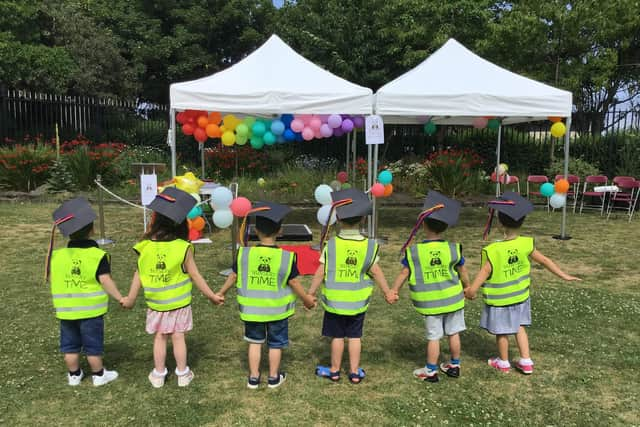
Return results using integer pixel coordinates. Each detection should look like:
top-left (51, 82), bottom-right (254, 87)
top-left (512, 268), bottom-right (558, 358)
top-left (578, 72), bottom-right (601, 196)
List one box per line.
top-left (481, 236), bottom-right (534, 306)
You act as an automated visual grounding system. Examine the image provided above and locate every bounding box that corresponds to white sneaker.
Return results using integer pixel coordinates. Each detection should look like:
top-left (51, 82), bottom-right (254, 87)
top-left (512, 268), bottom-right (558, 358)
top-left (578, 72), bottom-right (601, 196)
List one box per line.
top-left (68, 370), bottom-right (84, 386)
top-left (92, 368), bottom-right (118, 386)
top-left (177, 369), bottom-right (194, 387)
top-left (148, 370), bottom-right (167, 388)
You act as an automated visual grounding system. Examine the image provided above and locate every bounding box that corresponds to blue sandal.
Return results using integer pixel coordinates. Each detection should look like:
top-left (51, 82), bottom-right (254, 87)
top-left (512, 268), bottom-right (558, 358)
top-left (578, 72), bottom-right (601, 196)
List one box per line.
top-left (315, 365), bottom-right (340, 382)
top-left (348, 368), bottom-right (366, 384)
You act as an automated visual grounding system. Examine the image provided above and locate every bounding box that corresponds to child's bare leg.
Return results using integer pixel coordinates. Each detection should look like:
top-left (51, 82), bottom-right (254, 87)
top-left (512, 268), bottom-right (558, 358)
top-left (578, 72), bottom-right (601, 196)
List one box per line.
top-left (86, 356), bottom-right (104, 372)
top-left (64, 353), bottom-right (81, 372)
top-left (448, 333), bottom-right (461, 361)
top-left (268, 348), bottom-right (282, 377)
top-left (248, 343), bottom-right (261, 378)
top-left (153, 332), bottom-right (168, 373)
top-left (171, 332), bottom-right (187, 372)
top-left (426, 340), bottom-right (440, 366)
top-left (496, 335), bottom-right (509, 361)
top-left (515, 326), bottom-right (530, 359)
top-left (348, 338), bottom-right (361, 373)
top-left (330, 338), bottom-right (344, 372)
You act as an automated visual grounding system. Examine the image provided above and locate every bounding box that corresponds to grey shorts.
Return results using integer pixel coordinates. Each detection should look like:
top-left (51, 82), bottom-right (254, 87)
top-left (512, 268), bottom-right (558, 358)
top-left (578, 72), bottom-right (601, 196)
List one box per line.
top-left (425, 309), bottom-right (466, 341)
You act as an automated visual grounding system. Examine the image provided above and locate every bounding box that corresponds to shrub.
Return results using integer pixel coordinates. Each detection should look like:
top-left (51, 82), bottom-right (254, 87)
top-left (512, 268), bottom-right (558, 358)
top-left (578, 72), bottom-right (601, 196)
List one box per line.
top-left (205, 145), bottom-right (270, 179)
top-left (426, 148), bottom-right (483, 197)
top-left (113, 145), bottom-right (170, 181)
top-left (615, 132), bottom-right (640, 177)
top-left (387, 158), bottom-right (431, 196)
top-left (0, 143), bottom-right (55, 191)
top-left (292, 154), bottom-right (339, 171)
top-left (544, 157), bottom-right (600, 179)
top-left (47, 160), bottom-right (76, 193)
top-left (61, 136), bottom-right (126, 189)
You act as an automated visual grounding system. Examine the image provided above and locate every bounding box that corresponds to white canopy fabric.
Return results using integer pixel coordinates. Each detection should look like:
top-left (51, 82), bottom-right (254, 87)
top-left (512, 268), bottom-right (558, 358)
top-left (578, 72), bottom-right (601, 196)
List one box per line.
top-left (375, 39), bottom-right (572, 124)
top-left (170, 35), bottom-right (372, 115)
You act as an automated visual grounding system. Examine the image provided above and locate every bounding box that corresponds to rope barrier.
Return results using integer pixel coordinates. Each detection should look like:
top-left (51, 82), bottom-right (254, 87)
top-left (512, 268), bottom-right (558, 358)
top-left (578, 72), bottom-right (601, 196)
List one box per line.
top-left (93, 179), bottom-right (145, 209)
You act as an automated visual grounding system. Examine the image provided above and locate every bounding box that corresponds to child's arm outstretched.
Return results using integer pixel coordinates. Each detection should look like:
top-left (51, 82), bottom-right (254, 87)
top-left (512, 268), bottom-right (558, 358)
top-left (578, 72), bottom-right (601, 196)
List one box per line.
top-left (288, 277), bottom-right (317, 309)
top-left (98, 273), bottom-right (125, 305)
top-left (530, 250), bottom-right (581, 281)
top-left (217, 272), bottom-right (237, 298)
top-left (464, 261), bottom-right (492, 300)
top-left (184, 248), bottom-right (224, 305)
top-left (369, 264), bottom-right (399, 304)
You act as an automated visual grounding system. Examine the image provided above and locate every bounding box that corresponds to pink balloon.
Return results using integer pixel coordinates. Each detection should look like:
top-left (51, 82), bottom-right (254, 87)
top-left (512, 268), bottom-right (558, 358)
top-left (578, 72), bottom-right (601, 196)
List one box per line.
top-left (302, 127), bottom-right (314, 141)
top-left (230, 197), bottom-right (252, 217)
top-left (328, 114), bottom-right (342, 129)
top-left (370, 183), bottom-right (385, 197)
top-left (337, 171), bottom-right (348, 183)
top-left (299, 114), bottom-right (313, 125)
top-left (320, 123), bottom-right (333, 137)
top-left (290, 119), bottom-right (304, 132)
top-left (310, 116), bottom-right (322, 131)
top-left (314, 128), bottom-right (323, 139)
top-left (472, 117), bottom-right (488, 129)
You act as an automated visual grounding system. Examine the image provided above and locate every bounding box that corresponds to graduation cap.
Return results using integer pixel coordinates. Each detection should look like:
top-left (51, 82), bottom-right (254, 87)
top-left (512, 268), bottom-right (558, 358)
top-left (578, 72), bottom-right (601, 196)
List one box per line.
top-left (148, 187), bottom-right (197, 223)
top-left (239, 201), bottom-right (292, 245)
top-left (400, 190), bottom-right (460, 253)
top-left (331, 188), bottom-right (372, 220)
top-left (483, 191), bottom-right (534, 239)
top-left (52, 197), bottom-right (97, 237)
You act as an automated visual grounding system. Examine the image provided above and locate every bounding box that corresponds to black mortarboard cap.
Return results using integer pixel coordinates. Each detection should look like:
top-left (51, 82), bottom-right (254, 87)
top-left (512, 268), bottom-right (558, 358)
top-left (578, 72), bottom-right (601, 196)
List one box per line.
top-left (148, 187), bottom-right (197, 223)
top-left (488, 191), bottom-right (533, 221)
top-left (52, 197), bottom-right (97, 237)
top-left (331, 188), bottom-right (372, 219)
top-left (249, 201), bottom-right (292, 224)
top-left (422, 190), bottom-right (461, 226)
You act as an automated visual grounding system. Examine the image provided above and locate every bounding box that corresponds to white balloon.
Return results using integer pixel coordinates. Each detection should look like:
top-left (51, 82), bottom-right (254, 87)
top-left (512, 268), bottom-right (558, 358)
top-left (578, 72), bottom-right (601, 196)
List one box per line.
top-left (316, 205), bottom-right (337, 226)
top-left (314, 184), bottom-right (333, 205)
top-left (211, 187), bottom-right (233, 210)
top-left (212, 210), bottom-right (234, 228)
top-left (549, 193), bottom-right (567, 209)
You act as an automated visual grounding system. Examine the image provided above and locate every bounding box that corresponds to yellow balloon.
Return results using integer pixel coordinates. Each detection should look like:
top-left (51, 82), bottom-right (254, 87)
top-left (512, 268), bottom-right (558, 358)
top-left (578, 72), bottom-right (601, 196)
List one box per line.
top-left (221, 131), bottom-right (236, 146)
top-left (550, 122), bottom-right (566, 138)
top-left (223, 114), bottom-right (239, 131)
top-left (219, 125), bottom-right (227, 133)
top-left (174, 172), bottom-right (204, 194)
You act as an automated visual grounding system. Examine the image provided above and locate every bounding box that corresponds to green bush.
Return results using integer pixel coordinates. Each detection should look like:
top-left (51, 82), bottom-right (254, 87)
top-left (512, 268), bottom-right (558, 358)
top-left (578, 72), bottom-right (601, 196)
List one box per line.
top-left (544, 157), bottom-right (601, 179)
top-left (61, 137), bottom-right (126, 190)
top-left (615, 132), bottom-right (640, 177)
top-left (426, 148), bottom-right (483, 197)
top-left (113, 145), bottom-right (170, 181)
top-left (0, 143), bottom-right (55, 191)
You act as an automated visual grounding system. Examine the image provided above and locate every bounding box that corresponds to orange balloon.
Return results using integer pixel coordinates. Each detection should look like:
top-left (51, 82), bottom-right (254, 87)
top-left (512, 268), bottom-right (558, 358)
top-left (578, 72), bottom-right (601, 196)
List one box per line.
top-left (548, 116), bottom-right (562, 123)
top-left (197, 115), bottom-right (209, 129)
top-left (190, 216), bottom-right (205, 231)
top-left (208, 111), bottom-right (222, 124)
top-left (383, 184), bottom-right (393, 197)
top-left (554, 178), bottom-right (570, 193)
top-left (206, 123), bottom-right (221, 138)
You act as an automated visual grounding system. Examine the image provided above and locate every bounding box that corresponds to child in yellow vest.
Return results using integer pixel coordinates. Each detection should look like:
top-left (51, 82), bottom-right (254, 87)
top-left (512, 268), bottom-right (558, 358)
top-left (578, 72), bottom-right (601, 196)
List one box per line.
top-left (465, 192), bottom-right (580, 374)
top-left (217, 202), bottom-right (315, 389)
top-left (122, 187), bottom-right (224, 387)
top-left (46, 197), bottom-right (125, 386)
top-left (308, 188), bottom-right (397, 384)
top-left (391, 190), bottom-right (470, 382)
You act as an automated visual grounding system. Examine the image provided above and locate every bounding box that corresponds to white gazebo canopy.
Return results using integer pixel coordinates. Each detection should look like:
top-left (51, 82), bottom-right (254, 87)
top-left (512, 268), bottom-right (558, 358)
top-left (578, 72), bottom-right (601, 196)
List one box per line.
top-left (170, 34), bottom-right (373, 116)
top-left (375, 38), bottom-right (572, 124)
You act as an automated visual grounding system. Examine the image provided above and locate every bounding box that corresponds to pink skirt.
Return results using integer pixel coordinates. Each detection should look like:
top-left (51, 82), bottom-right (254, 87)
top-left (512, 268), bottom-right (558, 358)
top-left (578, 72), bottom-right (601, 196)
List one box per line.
top-left (146, 306), bottom-right (193, 334)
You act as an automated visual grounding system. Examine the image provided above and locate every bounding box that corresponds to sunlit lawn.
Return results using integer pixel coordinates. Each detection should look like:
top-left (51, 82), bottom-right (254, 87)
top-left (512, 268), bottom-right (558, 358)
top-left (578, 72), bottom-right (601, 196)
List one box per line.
top-left (1, 200), bottom-right (638, 426)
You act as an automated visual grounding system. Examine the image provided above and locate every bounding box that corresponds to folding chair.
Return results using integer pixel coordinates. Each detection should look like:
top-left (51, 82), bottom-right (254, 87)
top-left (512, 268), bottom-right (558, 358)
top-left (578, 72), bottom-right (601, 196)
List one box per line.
top-left (579, 175), bottom-right (608, 215)
top-left (491, 174), bottom-right (520, 195)
top-left (554, 174), bottom-right (580, 213)
top-left (526, 175), bottom-right (549, 210)
top-left (606, 179), bottom-right (640, 222)
top-left (613, 176), bottom-right (636, 185)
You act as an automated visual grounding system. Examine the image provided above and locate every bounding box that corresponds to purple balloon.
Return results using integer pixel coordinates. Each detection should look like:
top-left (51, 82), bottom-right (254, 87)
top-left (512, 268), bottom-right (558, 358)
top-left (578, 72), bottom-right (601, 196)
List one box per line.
top-left (352, 116), bottom-right (364, 128)
top-left (341, 118), bottom-right (354, 132)
top-left (333, 127), bottom-right (344, 137)
top-left (320, 123), bottom-right (333, 138)
top-left (328, 114), bottom-right (342, 129)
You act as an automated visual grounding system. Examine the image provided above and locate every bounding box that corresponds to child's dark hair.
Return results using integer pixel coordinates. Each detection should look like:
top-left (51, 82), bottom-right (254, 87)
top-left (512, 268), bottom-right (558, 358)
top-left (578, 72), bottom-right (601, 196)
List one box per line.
top-left (255, 217), bottom-right (281, 237)
top-left (144, 213), bottom-right (188, 241)
top-left (339, 216), bottom-right (362, 226)
top-left (498, 212), bottom-right (525, 229)
top-left (69, 222), bottom-right (93, 240)
top-left (423, 217), bottom-right (448, 233)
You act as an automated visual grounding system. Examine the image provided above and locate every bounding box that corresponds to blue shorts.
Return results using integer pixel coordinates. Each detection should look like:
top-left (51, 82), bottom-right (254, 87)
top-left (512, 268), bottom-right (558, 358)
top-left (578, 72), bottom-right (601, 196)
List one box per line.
top-left (60, 316), bottom-right (104, 356)
top-left (244, 319), bottom-right (289, 349)
top-left (322, 311), bottom-right (365, 338)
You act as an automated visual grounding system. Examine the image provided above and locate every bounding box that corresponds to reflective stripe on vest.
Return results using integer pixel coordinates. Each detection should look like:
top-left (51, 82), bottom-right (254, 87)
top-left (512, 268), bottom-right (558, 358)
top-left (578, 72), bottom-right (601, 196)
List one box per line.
top-left (50, 247), bottom-right (109, 320)
top-left (236, 246), bottom-right (295, 322)
top-left (135, 239), bottom-right (193, 312)
top-left (322, 237), bottom-right (377, 315)
top-left (481, 236), bottom-right (534, 306)
top-left (406, 242), bottom-right (464, 315)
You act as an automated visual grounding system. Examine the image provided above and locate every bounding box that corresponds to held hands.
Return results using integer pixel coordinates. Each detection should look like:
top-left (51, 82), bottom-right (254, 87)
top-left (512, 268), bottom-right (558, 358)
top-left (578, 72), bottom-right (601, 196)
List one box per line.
top-left (464, 287), bottom-right (477, 300)
top-left (119, 296), bottom-right (134, 309)
top-left (303, 294), bottom-right (317, 310)
top-left (210, 293), bottom-right (225, 306)
top-left (384, 290), bottom-right (399, 305)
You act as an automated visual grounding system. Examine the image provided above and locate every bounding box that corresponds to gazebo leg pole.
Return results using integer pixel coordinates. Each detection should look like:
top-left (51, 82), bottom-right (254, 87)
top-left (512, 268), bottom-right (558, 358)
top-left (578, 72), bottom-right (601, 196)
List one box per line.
top-left (556, 117), bottom-right (572, 240)
top-left (352, 130), bottom-right (357, 184)
top-left (346, 131), bottom-right (351, 180)
top-left (169, 109), bottom-right (177, 178)
top-left (367, 142), bottom-right (373, 237)
top-left (496, 124), bottom-right (502, 197)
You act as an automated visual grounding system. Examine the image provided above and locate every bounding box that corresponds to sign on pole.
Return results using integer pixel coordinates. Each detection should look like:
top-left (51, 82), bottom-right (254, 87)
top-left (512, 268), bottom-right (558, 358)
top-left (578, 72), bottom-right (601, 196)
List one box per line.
top-left (365, 115), bottom-right (385, 145)
top-left (140, 173), bottom-right (157, 206)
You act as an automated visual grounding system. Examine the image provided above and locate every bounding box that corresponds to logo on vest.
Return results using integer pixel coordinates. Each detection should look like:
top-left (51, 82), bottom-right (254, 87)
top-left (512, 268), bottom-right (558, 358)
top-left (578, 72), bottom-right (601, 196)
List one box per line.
top-left (149, 253), bottom-right (170, 283)
top-left (429, 250), bottom-right (442, 266)
top-left (71, 259), bottom-right (82, 276)
top-left (338, 249), bottom-right (360, 279)
top-left (155, 254), bottom-right (166, 270)
top-left (502, 249), bottom-right (524, 276)
top-left (344, 249), bottom-right (358, 266)
top-left (64, 259), bottom-right (88, 288)
top-left (250, 256), bottom-right (276, 287)
top-left (507, 249), bottom-right (519, 264)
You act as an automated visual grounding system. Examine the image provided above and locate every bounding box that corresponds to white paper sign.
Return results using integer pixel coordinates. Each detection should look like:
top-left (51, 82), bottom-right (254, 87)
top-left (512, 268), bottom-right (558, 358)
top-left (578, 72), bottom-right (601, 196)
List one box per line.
top-left (140, 173), bottom-right (158, 206)
top-left (365, 115), bottom-right (385, 145)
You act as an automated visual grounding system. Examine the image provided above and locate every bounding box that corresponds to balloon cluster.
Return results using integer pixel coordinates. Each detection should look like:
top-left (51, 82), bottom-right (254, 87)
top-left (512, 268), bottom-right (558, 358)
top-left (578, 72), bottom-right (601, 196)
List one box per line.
top-left (209, 187), bottom-right (235, 228)
top-left (369, 170), bottom-right (394, 198)
top-left (329, 171), bottom-right (352, 192)
top-left (314, 184), bottom-right (336, 226)
top-left (178, 110), bottom-right (365, 149)
top-left (170, 172), bottom-right (206, 241)
top-left (490, 163), bottom-right (510, 183)
top-left (548, 117), bottom-right (567, 138)
top-left (540, 178), bottom-right (570, 208)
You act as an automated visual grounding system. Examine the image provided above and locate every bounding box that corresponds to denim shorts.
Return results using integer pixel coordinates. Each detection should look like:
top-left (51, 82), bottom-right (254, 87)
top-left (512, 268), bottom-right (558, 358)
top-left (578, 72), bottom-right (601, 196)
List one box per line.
top-left (60, 316), bottom-right (104, 356)
top-left (244, 319), bottom-right (289, 349)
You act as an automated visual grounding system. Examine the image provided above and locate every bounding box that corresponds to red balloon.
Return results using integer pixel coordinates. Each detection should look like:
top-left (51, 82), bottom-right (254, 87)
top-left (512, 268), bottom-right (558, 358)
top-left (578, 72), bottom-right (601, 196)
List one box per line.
top-left (188, 228), bottom-right (201, 241)
top-left (182, 123), bottom-right (195, 135)
top-left (337, 171), bottom-right (348, 183)
top-left (176, 112), bottom-right (187, 124)
top-left (230, 197), bottom-right (252, 217)
top-left (193, 127), bottom-right (207, 143)
top-left (370, 183), bottom-right (385, 197)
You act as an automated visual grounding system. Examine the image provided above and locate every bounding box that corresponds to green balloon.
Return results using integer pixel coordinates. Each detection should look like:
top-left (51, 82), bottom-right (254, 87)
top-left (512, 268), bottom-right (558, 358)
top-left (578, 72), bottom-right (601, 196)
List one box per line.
top-left (341, 182), bottom-right (352, 189)
top-left (487, 118), bottom-right (501, 130)
top-left (250, 136), bottom-right (264, 149)
top-left (424, 121), bottom-right (437, 135)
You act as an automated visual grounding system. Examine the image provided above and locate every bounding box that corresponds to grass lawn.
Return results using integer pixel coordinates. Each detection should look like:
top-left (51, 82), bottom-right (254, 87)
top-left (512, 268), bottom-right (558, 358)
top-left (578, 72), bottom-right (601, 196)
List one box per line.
top-left (1, 201), bottom-right (638, 426)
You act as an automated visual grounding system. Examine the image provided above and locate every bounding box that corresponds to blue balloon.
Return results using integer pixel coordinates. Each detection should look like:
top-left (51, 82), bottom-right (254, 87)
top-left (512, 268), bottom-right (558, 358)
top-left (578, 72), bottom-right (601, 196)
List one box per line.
top-left (540, 182), bottom-right (555, 197)
top-left (252, 121), bottom-right (266, 137)
top-left (277, 135), bottom-right (286, 144)
top-left (187, 205), bottom-right (202, 220)
top-left (280, 114), bottom-right (294, 126)
top-left (378, 170), bottom-right (393, 185)
top-left (283, 129), bottom-right (296, 141)
top-left (294, 132), bottom-right (303, 142)
top-left (271, 120), bottom-right (285, 136)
